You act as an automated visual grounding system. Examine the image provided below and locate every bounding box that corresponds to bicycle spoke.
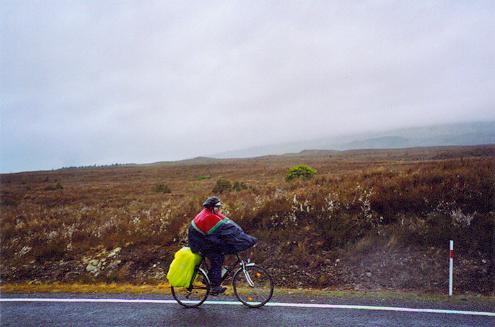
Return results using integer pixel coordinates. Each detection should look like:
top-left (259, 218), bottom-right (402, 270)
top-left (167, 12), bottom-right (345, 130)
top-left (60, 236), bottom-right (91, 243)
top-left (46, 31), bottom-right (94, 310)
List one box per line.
top-left (171, 268), bottom-right (210, 308)
top-left (233, 265), bottom-right (274, 308)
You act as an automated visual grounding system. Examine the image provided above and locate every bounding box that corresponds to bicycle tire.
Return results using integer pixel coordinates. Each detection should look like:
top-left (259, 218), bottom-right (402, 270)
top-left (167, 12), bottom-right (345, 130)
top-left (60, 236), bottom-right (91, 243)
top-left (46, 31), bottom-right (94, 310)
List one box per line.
top-left (171, 268), bottom-right (210, 308)
top-left (233, 265), bottom-right (274, 308)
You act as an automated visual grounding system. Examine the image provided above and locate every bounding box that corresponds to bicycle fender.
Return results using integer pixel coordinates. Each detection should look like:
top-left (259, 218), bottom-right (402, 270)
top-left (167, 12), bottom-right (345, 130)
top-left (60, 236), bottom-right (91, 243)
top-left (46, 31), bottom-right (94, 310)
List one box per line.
top-left (198, 267), bottom-right (211, 284)
top-left (233, 263), bottom-right (256, 277)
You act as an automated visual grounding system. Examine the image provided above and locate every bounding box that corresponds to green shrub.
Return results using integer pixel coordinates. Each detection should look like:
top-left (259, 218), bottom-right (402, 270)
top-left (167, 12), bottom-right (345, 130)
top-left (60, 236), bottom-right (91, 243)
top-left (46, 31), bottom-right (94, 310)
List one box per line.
top-left (212, 178), bottom-right (232, 193)
top-left (196, 175), bottom-right (211, 180)
top-left (286, 164), bottom-right (317, 181)
top-left (153, 183), bottom-right (171, 193)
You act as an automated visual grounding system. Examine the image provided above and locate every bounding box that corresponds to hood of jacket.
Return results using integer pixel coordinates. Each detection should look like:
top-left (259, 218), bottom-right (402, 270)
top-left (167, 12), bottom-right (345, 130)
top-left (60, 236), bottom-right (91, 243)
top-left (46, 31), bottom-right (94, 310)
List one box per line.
top-left (191, 208), bottom-right (227, 235)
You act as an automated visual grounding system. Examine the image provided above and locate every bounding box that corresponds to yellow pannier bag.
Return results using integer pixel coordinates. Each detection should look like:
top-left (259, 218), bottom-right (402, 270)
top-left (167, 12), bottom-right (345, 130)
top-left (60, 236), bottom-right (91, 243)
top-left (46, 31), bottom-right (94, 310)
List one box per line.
top-left (167, 247), bottom-right (202, 287)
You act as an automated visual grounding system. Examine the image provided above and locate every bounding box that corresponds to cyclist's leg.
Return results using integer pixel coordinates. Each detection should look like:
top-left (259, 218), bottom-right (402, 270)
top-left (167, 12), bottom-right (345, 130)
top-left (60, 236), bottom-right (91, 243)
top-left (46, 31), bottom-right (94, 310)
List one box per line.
top-left (206, 252), bottom-right (226, 294)
top-left (207, 252), bottom-right (224, 286)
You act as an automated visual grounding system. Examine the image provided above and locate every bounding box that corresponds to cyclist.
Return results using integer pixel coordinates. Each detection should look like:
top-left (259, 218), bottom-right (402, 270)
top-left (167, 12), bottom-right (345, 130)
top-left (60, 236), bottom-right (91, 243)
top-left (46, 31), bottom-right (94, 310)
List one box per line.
top-left (188, 196), bottom-right (257, 295)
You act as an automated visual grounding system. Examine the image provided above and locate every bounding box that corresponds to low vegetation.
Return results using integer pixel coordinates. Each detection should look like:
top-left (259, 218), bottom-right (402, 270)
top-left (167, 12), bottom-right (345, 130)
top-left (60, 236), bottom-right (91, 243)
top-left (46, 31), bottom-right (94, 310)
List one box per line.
top-left (212, 178), bottom-right (232, 194)
top-left (1, 145), bottom-right (494, 294)
top-left (153, 183), bottom-right (171, 194)
top-left (286, 164), bottom-right (317, 181)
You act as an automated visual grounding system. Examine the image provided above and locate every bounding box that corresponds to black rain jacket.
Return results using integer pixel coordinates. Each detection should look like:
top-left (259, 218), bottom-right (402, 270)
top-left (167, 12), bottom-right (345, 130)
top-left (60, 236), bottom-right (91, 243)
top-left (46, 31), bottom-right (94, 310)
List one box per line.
top-left (188, 219), bottom-right (257, 256)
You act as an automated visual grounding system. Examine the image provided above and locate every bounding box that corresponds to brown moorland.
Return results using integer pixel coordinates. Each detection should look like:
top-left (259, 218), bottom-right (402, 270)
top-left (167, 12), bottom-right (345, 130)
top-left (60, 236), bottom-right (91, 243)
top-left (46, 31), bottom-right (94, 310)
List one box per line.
top-left (1, 145), bottom-right (494, 294)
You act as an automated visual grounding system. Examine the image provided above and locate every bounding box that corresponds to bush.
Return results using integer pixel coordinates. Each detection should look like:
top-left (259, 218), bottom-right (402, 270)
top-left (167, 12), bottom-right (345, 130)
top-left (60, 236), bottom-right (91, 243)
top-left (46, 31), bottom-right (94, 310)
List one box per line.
top-left (286, 164), bottom-right (317, 181)
top-left (233, 181), bottom-right (248, 192)
top-left (153, 183), bottom-right (171, 193)
top-left (212, 178), bottom-right (232, 193)
top-left (44, 182), bottom-right (63, 191)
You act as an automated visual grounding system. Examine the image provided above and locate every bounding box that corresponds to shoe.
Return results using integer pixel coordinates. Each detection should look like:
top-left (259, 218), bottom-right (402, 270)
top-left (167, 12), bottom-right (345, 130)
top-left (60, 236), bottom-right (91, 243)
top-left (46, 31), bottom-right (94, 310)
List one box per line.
top-left (210, 286), bottom-right (227, 296)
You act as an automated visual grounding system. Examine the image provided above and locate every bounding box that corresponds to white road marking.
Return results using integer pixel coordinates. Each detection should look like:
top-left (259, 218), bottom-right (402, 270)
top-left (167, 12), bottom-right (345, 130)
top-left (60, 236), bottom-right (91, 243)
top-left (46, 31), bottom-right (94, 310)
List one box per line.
top-left (1, 298), bottom-right (494, 317)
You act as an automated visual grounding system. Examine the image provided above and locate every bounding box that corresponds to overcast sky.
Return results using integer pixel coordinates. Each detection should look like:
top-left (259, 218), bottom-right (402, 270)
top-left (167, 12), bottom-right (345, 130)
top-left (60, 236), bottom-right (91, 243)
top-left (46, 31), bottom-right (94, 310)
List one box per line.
top-left (1, 1), bottom-right (494, 173)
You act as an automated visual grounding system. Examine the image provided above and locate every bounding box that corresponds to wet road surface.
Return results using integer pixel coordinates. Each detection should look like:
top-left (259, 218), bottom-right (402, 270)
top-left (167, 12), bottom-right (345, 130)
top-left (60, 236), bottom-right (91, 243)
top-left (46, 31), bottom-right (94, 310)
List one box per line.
top-left (1, 293), bottom-right (493, 326)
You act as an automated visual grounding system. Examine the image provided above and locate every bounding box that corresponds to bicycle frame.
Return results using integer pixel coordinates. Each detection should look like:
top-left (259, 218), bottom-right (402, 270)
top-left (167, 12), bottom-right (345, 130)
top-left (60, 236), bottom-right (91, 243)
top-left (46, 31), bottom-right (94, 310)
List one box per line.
top-left (223, 254), bottom-right (256, 287)
top-left (174, 252), bottom-right (273, 308)
top-left (186, 257), bottom-right (209, 291)
top-left (220, 253), bottom-right (242, 283)
top-left (191, 253), bottom-right (256, 287)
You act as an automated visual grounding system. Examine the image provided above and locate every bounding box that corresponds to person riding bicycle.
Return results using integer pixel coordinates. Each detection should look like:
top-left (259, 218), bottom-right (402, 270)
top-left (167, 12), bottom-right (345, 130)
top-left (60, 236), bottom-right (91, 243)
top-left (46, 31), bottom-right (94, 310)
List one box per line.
top-left (188, 196), bottom-right (257, 295)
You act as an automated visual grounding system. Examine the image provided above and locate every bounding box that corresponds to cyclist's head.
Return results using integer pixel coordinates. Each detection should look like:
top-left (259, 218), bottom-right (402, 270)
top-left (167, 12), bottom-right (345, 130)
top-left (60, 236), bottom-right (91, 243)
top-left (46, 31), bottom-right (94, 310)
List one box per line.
top-left (203, 196), bottom-right (222, 212)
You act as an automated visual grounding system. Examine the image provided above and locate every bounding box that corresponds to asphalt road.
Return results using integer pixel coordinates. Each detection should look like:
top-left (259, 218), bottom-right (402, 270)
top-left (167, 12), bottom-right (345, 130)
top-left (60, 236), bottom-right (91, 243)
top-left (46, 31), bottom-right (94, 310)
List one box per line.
top-left (1, 293), bottom-right (494, 327)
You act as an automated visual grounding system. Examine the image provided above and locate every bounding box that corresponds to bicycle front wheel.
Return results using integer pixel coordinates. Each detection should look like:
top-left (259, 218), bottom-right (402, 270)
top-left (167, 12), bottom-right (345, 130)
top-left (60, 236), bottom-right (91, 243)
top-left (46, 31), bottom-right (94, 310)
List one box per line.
top-left (171, 268), bottom-right (210, 308)
top-left (233, 265), bottom-right (274, 308)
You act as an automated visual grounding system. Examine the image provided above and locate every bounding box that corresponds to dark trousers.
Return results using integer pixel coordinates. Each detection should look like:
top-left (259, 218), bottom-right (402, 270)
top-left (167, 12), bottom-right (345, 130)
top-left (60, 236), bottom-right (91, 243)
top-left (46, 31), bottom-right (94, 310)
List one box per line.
top-left (206, 253), bottom-right (225, 287)
top-left (187, 225), bottom-right (225, 287)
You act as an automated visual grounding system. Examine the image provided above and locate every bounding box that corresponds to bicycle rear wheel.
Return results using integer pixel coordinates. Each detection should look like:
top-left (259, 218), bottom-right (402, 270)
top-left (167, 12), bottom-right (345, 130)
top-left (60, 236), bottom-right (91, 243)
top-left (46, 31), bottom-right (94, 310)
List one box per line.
top-left (233, 265), bottom-right (274, 308)
top-left (171, 268), bottom-right (210, 308)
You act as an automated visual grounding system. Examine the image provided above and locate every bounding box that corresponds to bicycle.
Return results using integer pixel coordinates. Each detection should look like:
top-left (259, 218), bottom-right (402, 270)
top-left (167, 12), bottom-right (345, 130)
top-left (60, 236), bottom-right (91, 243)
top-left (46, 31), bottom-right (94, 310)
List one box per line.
top-left (171, 252), bottom-right (274, 308)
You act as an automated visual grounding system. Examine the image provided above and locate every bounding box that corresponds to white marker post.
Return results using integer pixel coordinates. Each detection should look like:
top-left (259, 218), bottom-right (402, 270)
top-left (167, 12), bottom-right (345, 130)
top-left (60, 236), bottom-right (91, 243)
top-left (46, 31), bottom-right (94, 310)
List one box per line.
top-left (449, 240), bottom-right (454, 296)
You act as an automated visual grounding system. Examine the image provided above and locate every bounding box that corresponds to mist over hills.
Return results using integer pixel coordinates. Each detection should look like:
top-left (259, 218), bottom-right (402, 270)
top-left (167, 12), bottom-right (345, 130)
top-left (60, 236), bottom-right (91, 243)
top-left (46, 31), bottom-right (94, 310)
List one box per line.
top-left (212, 121), bottom-right (495, 158)
top-left (28, 121), bottom-right (495, 171)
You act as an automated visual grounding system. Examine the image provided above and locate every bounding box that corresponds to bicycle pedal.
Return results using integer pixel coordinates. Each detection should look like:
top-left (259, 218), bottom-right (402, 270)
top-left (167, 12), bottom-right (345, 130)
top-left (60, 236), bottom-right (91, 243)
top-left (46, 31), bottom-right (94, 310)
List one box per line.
top-left (210, 286), bottom-right (227, 296)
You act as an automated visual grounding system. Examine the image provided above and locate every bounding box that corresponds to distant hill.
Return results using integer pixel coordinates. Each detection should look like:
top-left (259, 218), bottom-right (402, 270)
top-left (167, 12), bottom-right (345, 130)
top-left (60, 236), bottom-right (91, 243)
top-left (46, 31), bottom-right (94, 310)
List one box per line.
top-left (212, 121), bottom-right (495, 158)
top-left (150, 156), bottom-right (220, 166)
top-left (344, 136), bottom-right (411, 149)
top-left (282, 149), bottom-right (340, 157)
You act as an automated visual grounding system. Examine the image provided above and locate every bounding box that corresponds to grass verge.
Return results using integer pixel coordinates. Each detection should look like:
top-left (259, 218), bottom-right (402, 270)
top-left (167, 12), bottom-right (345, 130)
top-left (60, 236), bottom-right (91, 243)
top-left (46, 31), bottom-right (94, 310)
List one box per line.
top-left (1, 283), bottom-right (493, 304)
top-left (273, 287), bottom-right (495, 304)
top-left (0, 283), bottom-right (171, 295)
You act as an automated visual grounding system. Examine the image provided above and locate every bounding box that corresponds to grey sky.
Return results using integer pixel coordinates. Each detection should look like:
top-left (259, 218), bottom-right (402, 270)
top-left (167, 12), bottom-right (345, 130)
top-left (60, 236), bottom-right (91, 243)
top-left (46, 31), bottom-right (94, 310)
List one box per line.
top-left (1, 1), bottom-right (494, 173)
